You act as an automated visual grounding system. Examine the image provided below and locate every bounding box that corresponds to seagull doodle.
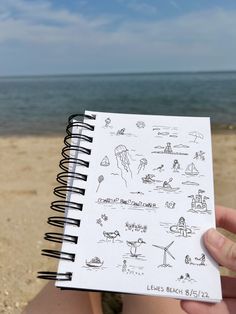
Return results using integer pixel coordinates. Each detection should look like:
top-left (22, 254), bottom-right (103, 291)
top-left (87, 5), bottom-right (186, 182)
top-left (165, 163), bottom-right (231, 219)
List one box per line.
top-left (126, 238), bottom-right (146, 257)
top-left (152, 241), bottom-right (175, 267)
top-left (103, 230), bottom-right (120, 243)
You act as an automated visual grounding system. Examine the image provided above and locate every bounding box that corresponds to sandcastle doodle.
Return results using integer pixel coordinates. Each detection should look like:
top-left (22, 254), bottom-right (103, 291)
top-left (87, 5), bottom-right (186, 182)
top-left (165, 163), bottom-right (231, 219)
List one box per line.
top-left (188, 190), bottom-right (211, 214)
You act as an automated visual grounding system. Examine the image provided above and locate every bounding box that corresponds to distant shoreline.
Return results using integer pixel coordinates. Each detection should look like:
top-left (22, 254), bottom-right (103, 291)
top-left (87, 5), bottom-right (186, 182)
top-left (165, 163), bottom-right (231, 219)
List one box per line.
top-left (0, 123), bottom-right (235, 137)
top-left (1, 70), bottom-right (236, 79)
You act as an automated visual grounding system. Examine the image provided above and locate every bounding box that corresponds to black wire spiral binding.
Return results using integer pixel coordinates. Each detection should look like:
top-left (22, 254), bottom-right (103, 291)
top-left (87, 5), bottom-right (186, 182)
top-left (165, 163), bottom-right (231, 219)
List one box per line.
top-left (38, 113), bottom-right (95, 281)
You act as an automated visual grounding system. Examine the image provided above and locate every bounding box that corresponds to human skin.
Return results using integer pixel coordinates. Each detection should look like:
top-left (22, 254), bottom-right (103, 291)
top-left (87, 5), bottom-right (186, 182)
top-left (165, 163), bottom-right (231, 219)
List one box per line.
top-left (181, 205), bottom-right (236, 314)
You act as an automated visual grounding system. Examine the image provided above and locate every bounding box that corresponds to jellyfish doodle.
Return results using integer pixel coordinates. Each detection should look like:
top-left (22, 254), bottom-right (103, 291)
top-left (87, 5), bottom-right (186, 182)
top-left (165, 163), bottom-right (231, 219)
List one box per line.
top-left (114, 145), bottom-right (133, 186)
top-left (137, 158), bottom-right (148, 174)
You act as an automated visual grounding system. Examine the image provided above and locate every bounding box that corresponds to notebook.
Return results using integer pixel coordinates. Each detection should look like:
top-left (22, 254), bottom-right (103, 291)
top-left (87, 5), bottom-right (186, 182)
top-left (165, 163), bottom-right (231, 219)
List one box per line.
top-left (39, 110), bottom-right (222, 303)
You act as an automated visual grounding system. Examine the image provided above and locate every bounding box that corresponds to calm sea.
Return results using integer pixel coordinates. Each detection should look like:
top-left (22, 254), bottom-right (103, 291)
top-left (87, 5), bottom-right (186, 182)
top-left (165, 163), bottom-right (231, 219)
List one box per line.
top-left (0, 72), bottom-right (236, 135)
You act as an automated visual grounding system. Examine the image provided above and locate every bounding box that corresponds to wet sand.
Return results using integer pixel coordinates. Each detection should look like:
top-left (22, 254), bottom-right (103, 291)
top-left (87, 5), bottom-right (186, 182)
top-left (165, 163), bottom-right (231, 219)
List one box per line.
top-left (0, 132), bottom-right (235, 313)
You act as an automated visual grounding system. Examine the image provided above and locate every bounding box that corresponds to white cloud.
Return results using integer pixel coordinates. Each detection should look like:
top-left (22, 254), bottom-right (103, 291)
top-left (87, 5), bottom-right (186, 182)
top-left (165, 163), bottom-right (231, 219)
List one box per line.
top-left (0, 1), bottom-right (236, 75)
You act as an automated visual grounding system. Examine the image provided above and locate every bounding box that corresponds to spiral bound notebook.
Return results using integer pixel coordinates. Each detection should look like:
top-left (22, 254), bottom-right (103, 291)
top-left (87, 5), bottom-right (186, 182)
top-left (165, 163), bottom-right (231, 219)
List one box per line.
top-left (38, 110), bottom-right (222, 302)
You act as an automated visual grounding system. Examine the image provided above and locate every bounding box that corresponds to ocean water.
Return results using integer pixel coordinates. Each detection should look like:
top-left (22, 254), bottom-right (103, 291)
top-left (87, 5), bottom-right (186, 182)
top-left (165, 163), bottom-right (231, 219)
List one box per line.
top-left (0, 72), bottom-right (236, 135)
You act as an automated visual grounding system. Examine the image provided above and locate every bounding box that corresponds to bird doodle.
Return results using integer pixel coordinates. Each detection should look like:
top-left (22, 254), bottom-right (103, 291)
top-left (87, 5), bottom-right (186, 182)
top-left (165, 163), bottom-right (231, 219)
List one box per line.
top-left (126, 238), bottom-right (145, 257)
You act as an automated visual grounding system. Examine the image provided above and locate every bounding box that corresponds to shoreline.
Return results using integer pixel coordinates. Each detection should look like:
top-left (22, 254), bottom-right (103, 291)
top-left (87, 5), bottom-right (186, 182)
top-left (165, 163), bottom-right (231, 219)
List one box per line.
top-left (0, 123), bottom-right (236, 138)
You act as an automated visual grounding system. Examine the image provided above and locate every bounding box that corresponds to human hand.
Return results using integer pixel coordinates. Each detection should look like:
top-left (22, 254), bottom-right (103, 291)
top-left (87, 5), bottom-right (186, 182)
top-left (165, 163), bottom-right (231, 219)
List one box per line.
top-left (181, 205), bottom-right (236, 314)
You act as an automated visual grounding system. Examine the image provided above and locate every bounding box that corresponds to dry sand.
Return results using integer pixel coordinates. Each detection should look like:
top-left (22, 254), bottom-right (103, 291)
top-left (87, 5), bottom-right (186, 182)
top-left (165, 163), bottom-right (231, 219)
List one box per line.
top-left (0, 133), bottom-right (235, 314)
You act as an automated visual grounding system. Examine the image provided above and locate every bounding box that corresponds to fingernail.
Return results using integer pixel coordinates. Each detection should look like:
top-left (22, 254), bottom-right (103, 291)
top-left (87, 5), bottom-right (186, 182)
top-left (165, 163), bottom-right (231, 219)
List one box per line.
top-left (206, 229), bottom-right (225, 249)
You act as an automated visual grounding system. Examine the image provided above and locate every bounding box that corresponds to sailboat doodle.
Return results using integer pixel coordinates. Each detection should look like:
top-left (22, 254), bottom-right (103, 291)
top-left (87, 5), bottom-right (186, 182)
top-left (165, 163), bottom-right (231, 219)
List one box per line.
top-left (184, 163), bottom-right (199, 176)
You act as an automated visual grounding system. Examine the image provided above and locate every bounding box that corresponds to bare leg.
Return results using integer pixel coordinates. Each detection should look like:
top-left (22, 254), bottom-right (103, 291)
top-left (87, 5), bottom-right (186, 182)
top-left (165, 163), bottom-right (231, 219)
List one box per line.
top-left (22, 282), bottom-right (103, 314)
top-left (122, 295), bottom-right (186, 314)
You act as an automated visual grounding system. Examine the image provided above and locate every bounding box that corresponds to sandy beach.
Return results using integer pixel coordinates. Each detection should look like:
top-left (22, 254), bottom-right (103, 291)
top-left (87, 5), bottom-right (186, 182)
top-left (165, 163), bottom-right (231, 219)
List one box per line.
top-left (0, 132), bottom-right (236, 313)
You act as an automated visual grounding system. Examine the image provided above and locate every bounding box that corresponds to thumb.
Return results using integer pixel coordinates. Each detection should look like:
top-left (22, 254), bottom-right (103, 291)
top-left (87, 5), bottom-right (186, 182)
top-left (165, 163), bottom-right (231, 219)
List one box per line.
top-left (204, 228), bottom-right (236, 272)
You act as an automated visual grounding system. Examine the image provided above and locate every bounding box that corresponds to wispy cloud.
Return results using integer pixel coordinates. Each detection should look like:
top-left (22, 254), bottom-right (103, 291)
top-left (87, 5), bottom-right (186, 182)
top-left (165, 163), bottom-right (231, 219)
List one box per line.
top-left (118, 0), bottom-right (158, 15)
top-left (169, 1), bottom-right (180, 10)
top-left (0, 0), bottom-right (236, 75)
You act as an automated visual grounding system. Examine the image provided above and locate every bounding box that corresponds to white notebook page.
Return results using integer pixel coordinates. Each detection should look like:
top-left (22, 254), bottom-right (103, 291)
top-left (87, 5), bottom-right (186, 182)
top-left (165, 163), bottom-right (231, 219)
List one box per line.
top-left (57, 111), bottom-right (222, 302)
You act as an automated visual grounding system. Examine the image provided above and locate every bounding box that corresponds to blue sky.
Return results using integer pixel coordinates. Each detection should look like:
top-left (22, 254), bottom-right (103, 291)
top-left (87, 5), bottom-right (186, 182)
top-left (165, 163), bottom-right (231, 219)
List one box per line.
top-left (1, 0), bottom-right (236, 75)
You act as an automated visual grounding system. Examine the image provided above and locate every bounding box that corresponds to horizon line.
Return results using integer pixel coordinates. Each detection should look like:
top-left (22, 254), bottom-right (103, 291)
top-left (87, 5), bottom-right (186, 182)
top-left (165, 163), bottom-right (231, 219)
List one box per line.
top-left (1, 69), bottom-right (236, 79)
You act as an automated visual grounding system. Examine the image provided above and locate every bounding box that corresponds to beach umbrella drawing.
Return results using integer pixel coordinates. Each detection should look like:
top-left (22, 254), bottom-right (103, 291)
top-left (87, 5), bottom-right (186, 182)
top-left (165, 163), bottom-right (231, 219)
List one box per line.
top-left (189, 131), bottom-right (204, 143)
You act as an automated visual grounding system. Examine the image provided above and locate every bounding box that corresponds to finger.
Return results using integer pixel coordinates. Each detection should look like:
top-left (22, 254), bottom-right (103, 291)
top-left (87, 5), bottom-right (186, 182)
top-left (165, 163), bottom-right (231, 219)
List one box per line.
top-left (204, 228), bottom-right (236, 272)
top-left (181, 299), bottom-right (235, 314)
top-left (221, 276), bottom-right (236, 298)
top-left (215, 205), bottom-right (236, 233)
